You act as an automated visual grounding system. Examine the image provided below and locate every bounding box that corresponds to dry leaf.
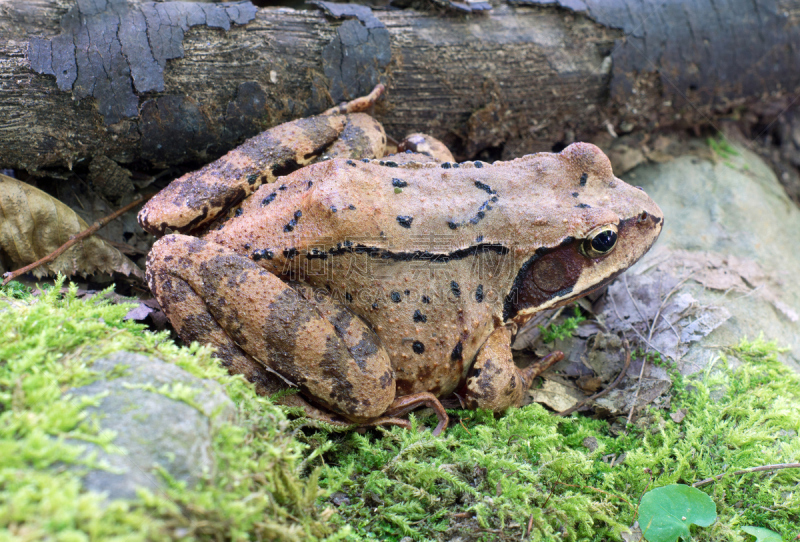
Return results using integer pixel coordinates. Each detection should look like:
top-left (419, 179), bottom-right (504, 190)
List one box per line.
top-left (529, 377), bottom-right (586, 412)
top-left (0, 173), bottom-right (143, 280)
top-left (670, 408), bottom-right (688, 423)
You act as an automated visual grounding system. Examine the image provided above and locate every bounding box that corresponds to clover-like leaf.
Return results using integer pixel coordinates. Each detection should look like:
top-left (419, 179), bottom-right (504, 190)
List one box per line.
top-left (639, 484), bottom-right (716, 542)
top-left (742, 526), bottom-right (783, 542)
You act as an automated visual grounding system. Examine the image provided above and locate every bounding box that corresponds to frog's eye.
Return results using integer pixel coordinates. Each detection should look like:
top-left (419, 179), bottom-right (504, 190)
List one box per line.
top-left (581, 225), bottom-right (618, 258)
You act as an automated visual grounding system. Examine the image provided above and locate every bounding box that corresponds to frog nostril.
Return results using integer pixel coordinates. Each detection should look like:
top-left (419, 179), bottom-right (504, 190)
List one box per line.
top-left (637, 211), bottom-right (649, 223)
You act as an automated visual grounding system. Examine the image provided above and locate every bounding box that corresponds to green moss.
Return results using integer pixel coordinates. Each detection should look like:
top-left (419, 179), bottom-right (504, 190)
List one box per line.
top-left (0, 278), bottom-right (336, 541)
top-left (3, 278), bottom-right (797, 541)
top-left (314, 337), bottom-right (800, 541)
top-left (538, 306), bottom-right (586, 344)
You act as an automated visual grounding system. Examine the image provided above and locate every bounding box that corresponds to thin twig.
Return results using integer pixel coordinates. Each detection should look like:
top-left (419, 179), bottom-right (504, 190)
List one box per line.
top-left (609, 292), bottom-right (666, 359)
top-left (2, 192), bottom-right (155, 286)
top-left (692, 463), bottom-right (800, 487)
top-left (624, 275), bottom-right (688, 426)
top-left (557, 339), bottom-right (631, 417)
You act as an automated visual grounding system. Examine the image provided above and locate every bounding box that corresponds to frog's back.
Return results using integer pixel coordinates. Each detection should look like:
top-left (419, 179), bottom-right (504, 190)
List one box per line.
top-left (202, 148), bottom-right (662, 398)
top-left (202, 158), bottom-right (528, 396)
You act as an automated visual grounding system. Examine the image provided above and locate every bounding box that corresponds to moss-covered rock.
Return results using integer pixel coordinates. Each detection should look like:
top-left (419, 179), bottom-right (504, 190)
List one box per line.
top-left (67, 351), bottom-right (235, 500)
top-left (0, 279), bottom-right (336, 541)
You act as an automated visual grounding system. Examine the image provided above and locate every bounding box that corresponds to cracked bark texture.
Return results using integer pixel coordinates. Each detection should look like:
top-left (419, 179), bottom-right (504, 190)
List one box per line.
top-left (1, 0), bottom-right (799, 174)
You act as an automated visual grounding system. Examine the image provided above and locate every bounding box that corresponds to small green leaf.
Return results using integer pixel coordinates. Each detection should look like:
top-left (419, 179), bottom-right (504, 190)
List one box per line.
top-left (639, 484), bottom-right (717, 542)
top-left (742, 526), bottom-right (784, 542)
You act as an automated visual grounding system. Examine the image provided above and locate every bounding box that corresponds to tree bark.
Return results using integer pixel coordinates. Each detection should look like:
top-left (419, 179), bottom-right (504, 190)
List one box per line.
top-left (1, 0), bottom-right (798, 174)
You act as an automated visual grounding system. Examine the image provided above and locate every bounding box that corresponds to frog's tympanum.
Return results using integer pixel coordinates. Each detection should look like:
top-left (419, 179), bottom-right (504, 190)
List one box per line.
top-left (139, 86), bottom-right (663, 435)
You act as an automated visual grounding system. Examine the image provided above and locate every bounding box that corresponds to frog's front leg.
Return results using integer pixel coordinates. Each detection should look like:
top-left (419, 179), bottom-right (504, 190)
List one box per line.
top-left (146, 234), bottom-right (398, 423)
top-left (460, 327), bottom-right (564, 412)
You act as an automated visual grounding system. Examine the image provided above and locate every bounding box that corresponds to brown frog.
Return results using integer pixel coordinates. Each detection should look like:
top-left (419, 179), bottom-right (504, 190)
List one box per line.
top-left (139, 86), bottom-right (663, 434)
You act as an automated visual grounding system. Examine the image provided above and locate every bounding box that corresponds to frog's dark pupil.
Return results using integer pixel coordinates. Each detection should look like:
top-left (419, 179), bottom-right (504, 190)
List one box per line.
top-left (591, 230), bottom-right (617, 253)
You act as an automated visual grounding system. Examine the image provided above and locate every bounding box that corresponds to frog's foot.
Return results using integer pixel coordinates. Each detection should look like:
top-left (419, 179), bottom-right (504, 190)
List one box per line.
top-left (396, 133), bottom-right (455, 163)
top-left (381, 393), bottom-right (449, 436)
top-left (518, 350), bottom-right (564, 386)
top-left (146, 234), bottom-right (398, 422)
top-left (459, 327), bottom-right (564, 412)
top-left (323, 84), bottom-right (385, 115)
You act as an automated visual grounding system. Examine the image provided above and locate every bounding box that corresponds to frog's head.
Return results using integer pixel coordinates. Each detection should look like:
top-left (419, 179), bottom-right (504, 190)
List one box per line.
top-left (503, 142), bottom-right (663, 325)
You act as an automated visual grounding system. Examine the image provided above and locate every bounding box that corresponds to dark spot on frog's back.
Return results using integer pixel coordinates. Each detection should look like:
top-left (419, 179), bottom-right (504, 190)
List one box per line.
top-left (450, 281), bottom-right (461, 298)
top-left (252, 248), bottom-right (274, 261)
top-left (262, 192), bottom-right (277, 206)
top-left (413, 310), bottom-right (427, 323)
top-left (284, 210), bottom-right (302, 232)
top-left (412, 341), bottom-right (425, 354)
top-left (579, 172), bottom-right (588, 186)
top-left (451, 341), bottom-right (463, 362)
top-left (397, 215), bottom-right (413, 228)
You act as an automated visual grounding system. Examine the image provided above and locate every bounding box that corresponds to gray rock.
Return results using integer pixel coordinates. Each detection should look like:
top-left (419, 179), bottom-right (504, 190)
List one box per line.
top-left (610, 143), bottom-right (800, 374)
top-left (67, 352), bottom-right (235, 500)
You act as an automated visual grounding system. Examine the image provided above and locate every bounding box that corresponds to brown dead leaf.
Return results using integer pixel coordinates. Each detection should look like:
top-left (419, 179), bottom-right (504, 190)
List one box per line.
top-left (0, 173), bottom-right (143, 280)
top-left (576, 375), bottom-right (604, 393)
top-left (593, 378), bottom-right (672, 417)
top-left (528, 377), bottom-right (586, 412)
top-left (670, 408), bottom-right (687, 423)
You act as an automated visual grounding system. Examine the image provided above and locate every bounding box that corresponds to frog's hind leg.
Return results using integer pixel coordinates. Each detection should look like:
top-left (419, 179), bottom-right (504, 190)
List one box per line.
top-left (146, 234), bottom-right (398, 423)
top-left (459, 327), bottom-right (564, 412)
top-left (139, 86), bottom-right (390, 237)
top-left (138, 113), bottom-right (350, 236)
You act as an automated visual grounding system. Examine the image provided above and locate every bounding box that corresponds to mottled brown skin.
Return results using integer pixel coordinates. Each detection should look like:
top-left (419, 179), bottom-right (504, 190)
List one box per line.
top-left (140, 88), bottom-right (663, 434)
